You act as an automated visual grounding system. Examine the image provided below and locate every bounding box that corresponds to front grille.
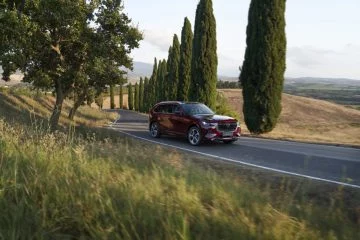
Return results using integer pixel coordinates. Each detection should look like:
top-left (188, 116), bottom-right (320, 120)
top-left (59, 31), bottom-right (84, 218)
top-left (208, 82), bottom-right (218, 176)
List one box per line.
top-left (218, 122), bottom-right (237, 132)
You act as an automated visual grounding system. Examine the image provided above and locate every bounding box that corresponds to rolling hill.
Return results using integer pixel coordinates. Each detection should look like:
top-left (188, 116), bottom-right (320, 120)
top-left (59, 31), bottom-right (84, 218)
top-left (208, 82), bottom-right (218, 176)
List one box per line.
top-left (219, 89), bottom-right (360, 146)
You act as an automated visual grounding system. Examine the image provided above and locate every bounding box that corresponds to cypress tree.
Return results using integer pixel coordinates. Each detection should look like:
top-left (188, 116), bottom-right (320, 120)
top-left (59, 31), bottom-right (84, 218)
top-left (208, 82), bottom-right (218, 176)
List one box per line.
top-left (156, 60), bottom-right (162, 102)
top-left (139, 78), bottom-right (144, 112)
top-left (149, 58), bottom-right (158, 107)
top-left (119, 85), bottom-right (123, 109)
top-left (190, 0), bottom-right (217, 109)
top-left (178, 17), bottom-right (193, 101)
top-left (128, 83), bottom-right (133, 110)
top-left (134, 82), bottom-right (139, 111)
top-left (110, 84), bottom-right (115, 109)
top-left (164, 46), bottom-right (173, 101)
top-left (240, 0), bottom-right (286, 134)
top-left (143, 77), bottom-right (150, 112)
top-left (159, 59), bottom-right (167, 101)
top-left (167, 34), bottom-right (180, 100)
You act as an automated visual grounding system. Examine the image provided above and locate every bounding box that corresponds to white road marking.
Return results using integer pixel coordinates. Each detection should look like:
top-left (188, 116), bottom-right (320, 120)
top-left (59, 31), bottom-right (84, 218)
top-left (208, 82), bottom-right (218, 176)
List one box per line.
top-left (110, 117), bottom-right (360, 189)
top-left (114, 133), bottom-right (360, 189)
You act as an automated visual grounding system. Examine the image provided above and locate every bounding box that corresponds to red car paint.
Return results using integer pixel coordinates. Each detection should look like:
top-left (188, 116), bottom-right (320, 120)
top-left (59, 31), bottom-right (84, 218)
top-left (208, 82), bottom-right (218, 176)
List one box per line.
top-left (148, 101), bottom-right (241, 145)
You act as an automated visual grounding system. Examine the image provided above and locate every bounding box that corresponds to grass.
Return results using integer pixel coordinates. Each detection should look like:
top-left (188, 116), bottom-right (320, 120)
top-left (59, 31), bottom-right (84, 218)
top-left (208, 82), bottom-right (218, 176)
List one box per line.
top-left (0, 87), bottom-right (117, 129)
top-left (219, 89), bottom-right (360, 146)
top-left (0, 89), bottom-right (359, 239)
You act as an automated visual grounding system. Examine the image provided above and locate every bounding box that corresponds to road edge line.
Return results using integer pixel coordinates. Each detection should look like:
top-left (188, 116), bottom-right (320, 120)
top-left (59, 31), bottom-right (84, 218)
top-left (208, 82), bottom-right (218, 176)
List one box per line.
top-left (110, 122), bottom-right (360, 189)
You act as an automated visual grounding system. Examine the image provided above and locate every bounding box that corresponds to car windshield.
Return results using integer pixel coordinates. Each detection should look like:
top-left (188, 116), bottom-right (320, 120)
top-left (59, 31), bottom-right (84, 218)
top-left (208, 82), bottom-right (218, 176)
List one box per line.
top-left (183, 103), bottom-right (214, 116)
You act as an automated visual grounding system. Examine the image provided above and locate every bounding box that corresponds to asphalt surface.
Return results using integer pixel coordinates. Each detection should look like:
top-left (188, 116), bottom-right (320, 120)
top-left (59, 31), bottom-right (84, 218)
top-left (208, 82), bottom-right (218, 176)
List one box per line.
top-left (109, 109), bottom-right (360, 188)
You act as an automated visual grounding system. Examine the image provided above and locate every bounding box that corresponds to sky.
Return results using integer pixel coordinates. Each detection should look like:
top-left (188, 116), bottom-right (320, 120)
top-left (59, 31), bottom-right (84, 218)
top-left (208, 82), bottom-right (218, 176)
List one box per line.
top-left (123, 0), bottom-right (360, 79)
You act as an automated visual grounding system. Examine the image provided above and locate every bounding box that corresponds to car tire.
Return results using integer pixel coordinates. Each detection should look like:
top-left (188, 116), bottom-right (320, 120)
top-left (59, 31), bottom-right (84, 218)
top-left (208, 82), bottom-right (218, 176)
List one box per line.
top-left (223, 140), bottom-right (236, 144)
top-left (150, 122), bottom-right (161, 138)
top-left (188, 126), bottom-right (202, 146)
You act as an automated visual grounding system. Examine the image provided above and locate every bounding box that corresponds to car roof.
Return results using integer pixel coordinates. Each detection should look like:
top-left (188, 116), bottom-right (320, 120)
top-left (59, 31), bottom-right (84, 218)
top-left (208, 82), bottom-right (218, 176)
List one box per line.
top-left (156, 101), bottom-right (202, 105)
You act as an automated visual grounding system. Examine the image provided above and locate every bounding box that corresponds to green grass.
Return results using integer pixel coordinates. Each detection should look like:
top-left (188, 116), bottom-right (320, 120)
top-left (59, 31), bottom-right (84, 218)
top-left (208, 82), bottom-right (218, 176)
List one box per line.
top-left (215, 92), bottom-right (240, 120)
top-left (0, 90), bottom-right (359, 239)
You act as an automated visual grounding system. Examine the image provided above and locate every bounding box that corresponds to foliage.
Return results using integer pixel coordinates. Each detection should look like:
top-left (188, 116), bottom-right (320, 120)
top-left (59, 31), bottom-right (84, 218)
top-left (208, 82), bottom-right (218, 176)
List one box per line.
top-left (217, 80), bottom-right (240, 89)
top-left (149, 58), bottom-right (158, 107)
top-left (128, 83), bottom-right (133, 110)
top-left (215, 92), bottom-right (240, 120)
top-left (119, 85), bottom-right (123, 109)
top-left (167, 34), bottom-right (181, 101)
top-left (178, 17), bottom-right (193, 102)
top-left (134, 82), bottom-right (139, 111)
top-left (164, 46), bottom-right (173, 101)
top-left (190, 0), bottom-right (218, 109)
top-left (240, 0), bottom-right (287, 134)
top-left (0, 0), bottom-right (142, 130)
top-left (139, 78), bottom-right (144, 112)
top-left (156, 59), bottom-right (167, 102)
top-left (142, 77), bottom-right (150, 113)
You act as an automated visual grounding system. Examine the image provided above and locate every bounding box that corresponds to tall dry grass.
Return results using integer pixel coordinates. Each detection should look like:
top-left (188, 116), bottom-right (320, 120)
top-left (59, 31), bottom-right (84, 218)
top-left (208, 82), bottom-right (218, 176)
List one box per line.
top-left (0, 119), bottom-right (359, 239)
top-left (0, 89), bottom-right (359, 239)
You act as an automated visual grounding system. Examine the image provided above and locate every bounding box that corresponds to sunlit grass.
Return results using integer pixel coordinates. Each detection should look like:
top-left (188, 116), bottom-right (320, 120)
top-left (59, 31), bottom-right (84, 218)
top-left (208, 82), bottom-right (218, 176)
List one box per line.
top-left (0, 89), bottom-right (359, 239)
top-left (0, 119), bottom-right (359, 239)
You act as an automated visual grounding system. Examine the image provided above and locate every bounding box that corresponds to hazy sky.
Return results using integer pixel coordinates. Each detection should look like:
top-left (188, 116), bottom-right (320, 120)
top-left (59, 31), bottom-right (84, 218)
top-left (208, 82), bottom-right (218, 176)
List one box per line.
top-left (123, 0), bottom-right (360, 79)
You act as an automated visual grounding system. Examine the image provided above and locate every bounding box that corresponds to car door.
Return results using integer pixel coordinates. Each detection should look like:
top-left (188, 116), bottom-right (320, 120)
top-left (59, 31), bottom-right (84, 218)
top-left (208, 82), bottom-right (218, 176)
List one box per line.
top-left (161, 104), bottom-right (176, 134)
top-left (169, 104), bottom-right (191, 136)
top-left (153, 104), bottom-right (168, 133)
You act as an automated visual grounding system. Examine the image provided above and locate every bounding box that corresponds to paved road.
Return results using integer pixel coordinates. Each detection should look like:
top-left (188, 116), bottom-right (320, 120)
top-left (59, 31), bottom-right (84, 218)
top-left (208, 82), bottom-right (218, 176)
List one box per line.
top-left (109, 110), bottom-right (360, 188)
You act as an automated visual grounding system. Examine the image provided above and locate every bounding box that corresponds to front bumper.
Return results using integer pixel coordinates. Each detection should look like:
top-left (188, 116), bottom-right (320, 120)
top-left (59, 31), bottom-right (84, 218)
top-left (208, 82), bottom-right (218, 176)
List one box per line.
top-left (203, 127), bottom-right (241, 142)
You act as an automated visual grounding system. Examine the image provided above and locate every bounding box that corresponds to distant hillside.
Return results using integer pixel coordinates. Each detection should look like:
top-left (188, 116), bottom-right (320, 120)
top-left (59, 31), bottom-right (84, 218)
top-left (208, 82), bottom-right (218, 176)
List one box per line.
top-left (219, 89), bottom-right (360, 146)
top-left (218, 76), bottom-right (360, 85)
top-left (283, 77), bottom-right (360, 106)
top-left (285, 77), bottom-right (360, 86)
top-left (125, 61), bottom-right (153, 81)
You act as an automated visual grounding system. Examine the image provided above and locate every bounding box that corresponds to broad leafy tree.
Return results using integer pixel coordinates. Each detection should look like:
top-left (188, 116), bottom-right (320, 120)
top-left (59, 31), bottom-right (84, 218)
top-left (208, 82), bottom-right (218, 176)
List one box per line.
top-left (190, 0), bottom-right (217, 109)
top-left (0, 0), bottom-right (142, 130)
top-left (240, 0), bottom-right (286, 134)
top-left (178, 18), bottom-right (193, 101)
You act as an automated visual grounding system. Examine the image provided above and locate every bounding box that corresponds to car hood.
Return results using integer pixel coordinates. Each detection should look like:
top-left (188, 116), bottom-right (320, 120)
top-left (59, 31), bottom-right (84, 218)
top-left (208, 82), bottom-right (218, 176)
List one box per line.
top-left (193, 114), bottom-right (236, 122)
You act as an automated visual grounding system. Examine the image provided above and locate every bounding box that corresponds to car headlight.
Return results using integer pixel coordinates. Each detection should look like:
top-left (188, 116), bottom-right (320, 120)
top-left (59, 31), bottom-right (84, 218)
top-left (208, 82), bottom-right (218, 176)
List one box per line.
top-left (201, 121), bottom-right (218, 128)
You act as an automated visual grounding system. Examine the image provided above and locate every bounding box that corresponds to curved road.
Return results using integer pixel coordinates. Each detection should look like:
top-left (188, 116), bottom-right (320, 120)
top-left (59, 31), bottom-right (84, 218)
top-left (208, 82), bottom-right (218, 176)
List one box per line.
top-left (109, 110), bottom-right (360, 188)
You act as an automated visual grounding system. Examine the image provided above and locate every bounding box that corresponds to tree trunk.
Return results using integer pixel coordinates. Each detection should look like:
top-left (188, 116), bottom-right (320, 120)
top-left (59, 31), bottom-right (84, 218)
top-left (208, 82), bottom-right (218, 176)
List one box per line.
top-left (68, 94), bottom-right (85, 120)
top-left (50, 83), bottom-right (65, 132)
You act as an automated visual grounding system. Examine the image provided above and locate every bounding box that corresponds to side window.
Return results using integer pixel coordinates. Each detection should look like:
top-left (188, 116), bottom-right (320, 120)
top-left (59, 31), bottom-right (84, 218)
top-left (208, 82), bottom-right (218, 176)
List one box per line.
top-left (173, 105), bottom-right (181, 113)
top-left (154, 105), bottom-right (164, 113)
top-left (166, 104), bottom-right (175, 114)
top-left (154, 104), bottom-right (180, 114)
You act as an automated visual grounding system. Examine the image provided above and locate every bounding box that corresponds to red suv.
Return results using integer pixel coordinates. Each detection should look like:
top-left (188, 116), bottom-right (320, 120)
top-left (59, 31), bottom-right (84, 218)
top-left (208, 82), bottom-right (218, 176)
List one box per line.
top-left (148, 102), bottom-right (241, 145)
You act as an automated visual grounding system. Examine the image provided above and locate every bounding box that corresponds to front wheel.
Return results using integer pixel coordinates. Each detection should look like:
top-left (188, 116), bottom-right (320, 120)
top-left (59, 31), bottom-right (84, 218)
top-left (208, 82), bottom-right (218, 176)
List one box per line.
top-left (188, 126), bottom-right (202, 146)
top-left (150, 122), bottom-right (160, 138)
